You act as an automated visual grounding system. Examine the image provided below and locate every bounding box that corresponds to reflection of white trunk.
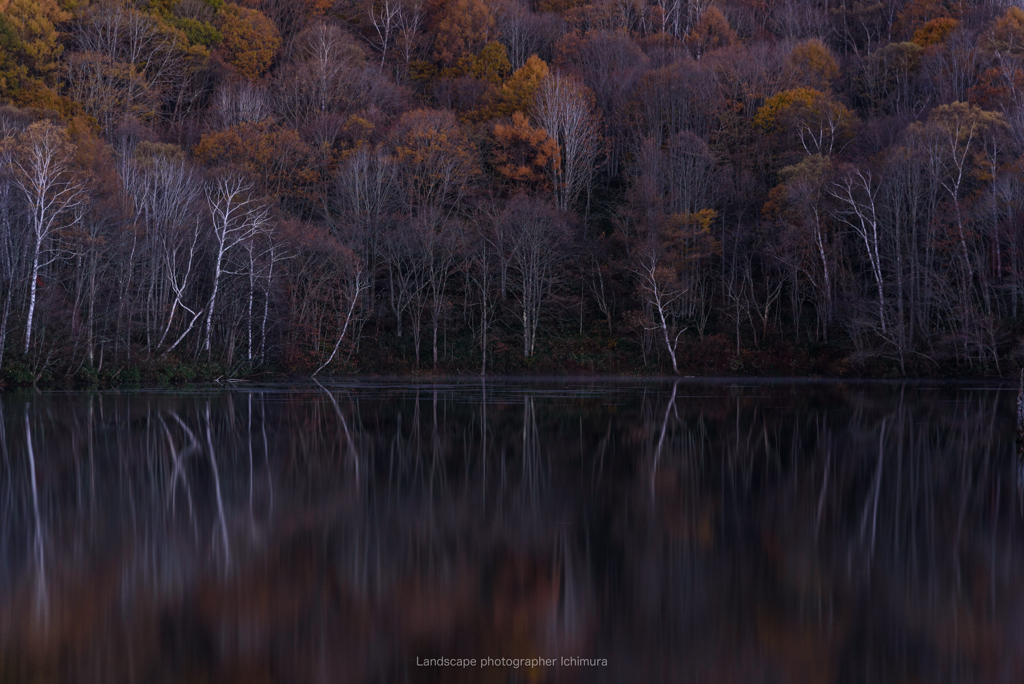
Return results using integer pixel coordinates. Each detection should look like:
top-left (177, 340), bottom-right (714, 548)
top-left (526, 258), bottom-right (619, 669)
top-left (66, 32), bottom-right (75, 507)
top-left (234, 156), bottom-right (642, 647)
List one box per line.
top-left (317, 381), bottom-right (360, 485)
top-left (247, 395), bottom-right (256, 537)
top-left (860, 418), bottom-right (886, 562)
top-left (650, 381), bottom-right (678, 498)
top-left (260, 393), bottom-right (274, 515)
top-left (204, 404), bottom-right (231, 570)
top-left (480, 380), bottom-right (487, 484)
top-left (25, 404), bottom-right (48, 623)
top-left (551, 527), bottom-right (581, 644)
top-left (815, 445), bottom-right (831, 538)
top-left (522, 396), bottom-right (543, 501)
top-left (161, 414), bottom-right (196, 521)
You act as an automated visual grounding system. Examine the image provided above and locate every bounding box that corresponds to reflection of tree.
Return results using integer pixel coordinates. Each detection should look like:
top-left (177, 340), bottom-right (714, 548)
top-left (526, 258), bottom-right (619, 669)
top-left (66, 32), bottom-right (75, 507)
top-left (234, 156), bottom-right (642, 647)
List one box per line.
top-left (23, 402), bottom-right (47, 629)
top-left (0, 384), bottom-right (1021, 683)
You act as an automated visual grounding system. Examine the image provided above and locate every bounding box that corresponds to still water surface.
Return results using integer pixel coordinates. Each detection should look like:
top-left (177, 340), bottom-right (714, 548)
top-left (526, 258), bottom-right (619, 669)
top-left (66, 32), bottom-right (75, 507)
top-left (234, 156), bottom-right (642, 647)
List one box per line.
top-left (0, 379), bottom-right (1021, 683)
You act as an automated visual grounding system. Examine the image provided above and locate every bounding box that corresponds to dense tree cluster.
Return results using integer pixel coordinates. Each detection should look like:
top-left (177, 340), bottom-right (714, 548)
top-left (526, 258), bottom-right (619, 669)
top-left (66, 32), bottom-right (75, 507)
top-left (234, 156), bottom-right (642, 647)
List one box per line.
top-left (1, 0), bottom-right (1024, 380)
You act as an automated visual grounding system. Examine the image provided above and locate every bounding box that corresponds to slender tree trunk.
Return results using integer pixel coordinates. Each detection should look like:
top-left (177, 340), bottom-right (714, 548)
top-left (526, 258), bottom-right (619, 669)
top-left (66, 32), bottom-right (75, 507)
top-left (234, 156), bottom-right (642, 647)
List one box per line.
top-left (0, 284), bottom-right (11, 370)
top-left (24, 235), bottom-right (42, 355)
top-left (203, 245), bottom-right (226, 355)
top-left (655, 295), bottom-right (680, 375)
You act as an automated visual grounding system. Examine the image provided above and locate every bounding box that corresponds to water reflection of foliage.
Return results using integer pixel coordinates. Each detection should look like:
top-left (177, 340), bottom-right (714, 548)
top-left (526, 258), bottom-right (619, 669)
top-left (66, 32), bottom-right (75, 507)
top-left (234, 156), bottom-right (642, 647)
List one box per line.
top-left (0, 383), bottom-right (1020, 683)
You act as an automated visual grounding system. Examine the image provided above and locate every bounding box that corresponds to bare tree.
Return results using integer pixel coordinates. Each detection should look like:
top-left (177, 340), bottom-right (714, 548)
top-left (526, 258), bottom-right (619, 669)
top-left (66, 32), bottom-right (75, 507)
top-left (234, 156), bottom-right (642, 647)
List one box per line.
top-left (212, 82), bottom-right (271, 127)
top-left (831, 168), bottom-right (887, 334)
top-left (73, 0), bottom-right (184, 130)
top-left (274, 21), bottom-right (367, 128)
top-left (203, 174), bottom-right (270, 356)
top-left (10, 123), bottom-right (87, 355)
top-left (634, 242), bottom-right (686, 374)
top-left (533, 73), bottom-right (602, 212)
top-left (501, 196), bottom-right (569, 358)
top-left (396, 0), bottom-right (424, 68)
top-left (0, 116), bottom-right (29, 369)
top-left (120, 152), bottom-right (206, 356)
top-left (422, 220), bottom-right (462, 367)
top-left (313, 254), bottom-right (370, 376)
top-left (493, 0), bottom-right (563, 69)
top-left (367, 0), bottom-right (403, 67)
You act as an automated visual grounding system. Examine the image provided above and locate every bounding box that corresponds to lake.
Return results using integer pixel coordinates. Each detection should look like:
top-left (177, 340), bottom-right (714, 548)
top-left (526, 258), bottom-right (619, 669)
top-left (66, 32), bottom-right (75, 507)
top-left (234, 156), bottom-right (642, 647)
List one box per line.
top-left (0, 379), bottom-right (1021, 683)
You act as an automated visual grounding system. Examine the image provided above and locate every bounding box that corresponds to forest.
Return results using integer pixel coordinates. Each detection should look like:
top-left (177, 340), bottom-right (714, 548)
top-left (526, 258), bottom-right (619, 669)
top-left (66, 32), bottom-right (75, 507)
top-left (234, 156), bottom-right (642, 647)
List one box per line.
top-left (0, 0), bottom-right (1023, 383)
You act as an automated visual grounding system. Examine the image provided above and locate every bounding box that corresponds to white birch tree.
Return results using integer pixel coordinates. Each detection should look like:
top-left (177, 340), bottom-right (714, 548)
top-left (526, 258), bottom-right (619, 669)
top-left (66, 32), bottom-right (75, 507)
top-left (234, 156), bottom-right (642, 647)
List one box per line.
top-left (10, 123), bottom-right (86, 355)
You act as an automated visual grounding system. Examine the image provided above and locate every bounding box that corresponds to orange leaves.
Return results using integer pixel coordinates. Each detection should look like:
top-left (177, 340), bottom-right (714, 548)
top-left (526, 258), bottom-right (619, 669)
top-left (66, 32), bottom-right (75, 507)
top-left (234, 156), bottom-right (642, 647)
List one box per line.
top-left (216, 3), bottom-right (281, 80)
top-left (894, 0), bottom-right (953, 39)
top-left (194, 122), bottom-right (318, 200)
top-left (912, 18), bottom-right (959, 48)
top-left (491, 112), bottom-right (559, 190)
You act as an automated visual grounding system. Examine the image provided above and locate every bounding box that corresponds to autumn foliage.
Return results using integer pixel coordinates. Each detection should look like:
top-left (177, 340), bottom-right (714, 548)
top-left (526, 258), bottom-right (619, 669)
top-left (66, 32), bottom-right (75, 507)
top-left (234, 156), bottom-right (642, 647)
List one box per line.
top-left (217, 2), bottom-right (280, 79)
top-left (0, 0), bottom-right (1023, 380)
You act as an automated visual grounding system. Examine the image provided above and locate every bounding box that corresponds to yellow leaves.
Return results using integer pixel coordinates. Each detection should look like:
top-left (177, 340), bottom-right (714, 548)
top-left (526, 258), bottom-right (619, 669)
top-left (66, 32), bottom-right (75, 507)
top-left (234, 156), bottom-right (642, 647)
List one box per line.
top-left (472, 54), bottom-right (550, 121)
top-left (431, 0), bottom-right (495, 67)
top-left (912, 17), bottom-right (959, 48)
top-left (754, 87), bottom-right (823, 133)
top-left (0, 11), bottom-right (30, 96)
top-left (917, 102), bottom-right (1006, 143)
top-left (763, 154), bottom-right (832, 220)
top-left (216, 3), bottom-right (280, 80)
top-left (0, 0), bottom-right (70, 81)
top-left (754, 88), bottom-right (855, 158)
top-left (342, 115), bottom-right (374, 145)
top-left (787, 39), bottom-right (839, 90)
top-left (15, 119), bottom-right (73, 154)
top-left (498, 55), bottom-right (548, 113)
top-left (988, 7), bottom-right (1024, 56)
top-left (661, 209), bottom-right (720, 269)
top-left (448, 41), bottom-right (511, 84)
top-left (133, 141), bottom-right (186, 162)
top-left (391, 108), bottom-right (479, 210)
top-left (780, 153), bottom-right (832, 184)
top-left (491, 111), bottom-right (559, 189)
top-left (905, 103), bottom-right (1006, 195)
top-left (676, 208), bottom-right (717, 233)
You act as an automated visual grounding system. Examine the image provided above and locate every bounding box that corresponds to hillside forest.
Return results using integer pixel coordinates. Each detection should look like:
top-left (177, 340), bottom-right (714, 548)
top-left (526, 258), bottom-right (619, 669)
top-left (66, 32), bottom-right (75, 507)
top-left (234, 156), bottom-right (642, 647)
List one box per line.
top-left (1, 0), bottom-right (1024, 383)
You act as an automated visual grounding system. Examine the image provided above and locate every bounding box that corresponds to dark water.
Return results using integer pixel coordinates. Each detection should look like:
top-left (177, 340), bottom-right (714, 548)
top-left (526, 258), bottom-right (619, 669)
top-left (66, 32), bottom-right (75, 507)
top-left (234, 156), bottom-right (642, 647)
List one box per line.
top-left (0, 380), bottom-right (1022, 683)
